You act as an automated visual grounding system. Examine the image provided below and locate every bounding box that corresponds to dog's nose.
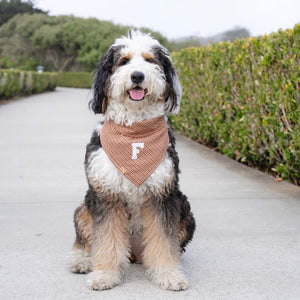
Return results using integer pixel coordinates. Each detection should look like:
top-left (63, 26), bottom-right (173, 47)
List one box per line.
top-left (131, 71), bottom-right (145, 84)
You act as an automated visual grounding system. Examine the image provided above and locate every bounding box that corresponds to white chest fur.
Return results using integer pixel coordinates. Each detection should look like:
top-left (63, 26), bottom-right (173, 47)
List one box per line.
top-left (86, 147), bottom-right (174, 200)
top-left (86, 145), bottom-right (174, 233)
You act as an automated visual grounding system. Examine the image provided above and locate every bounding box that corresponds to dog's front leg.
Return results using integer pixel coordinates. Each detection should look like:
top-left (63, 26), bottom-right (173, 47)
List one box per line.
top-left (87, 201), bottom-right (130, 290)
top-left (141, 201), bottom-right (188, 291)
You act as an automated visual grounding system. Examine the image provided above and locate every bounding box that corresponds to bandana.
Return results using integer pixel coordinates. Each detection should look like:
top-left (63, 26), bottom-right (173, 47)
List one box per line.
top-left (100, 117), bottom-right (169, 186)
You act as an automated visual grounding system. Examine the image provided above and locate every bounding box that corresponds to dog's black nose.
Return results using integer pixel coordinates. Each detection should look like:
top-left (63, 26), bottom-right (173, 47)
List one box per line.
top-left (131, 71), bottom-right (145, 84)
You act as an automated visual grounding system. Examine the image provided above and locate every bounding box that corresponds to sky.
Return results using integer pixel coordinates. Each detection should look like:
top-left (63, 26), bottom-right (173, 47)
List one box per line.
top-left (37, 0), bottom-right (300, 39)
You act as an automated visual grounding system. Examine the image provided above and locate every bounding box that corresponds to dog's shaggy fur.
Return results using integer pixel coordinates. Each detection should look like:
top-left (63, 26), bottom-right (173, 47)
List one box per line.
top-left (69, 31), bottom-right (195, 291)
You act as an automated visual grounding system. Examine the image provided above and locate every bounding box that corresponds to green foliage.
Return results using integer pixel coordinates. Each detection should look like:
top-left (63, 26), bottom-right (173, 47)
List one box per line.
top-left (170, 24), bottom-right (300, 185)
top-left (56, 72), bottom-right (92, 89)
top-left (168, 26), bottom-right (251, 51)
top-left (0, 56), bottom-right (41, 71)
top-left (0, 14), bottom-right (170, 72)
top-left (0, 69), bottom-right (57, 99)
top-left (0, 0), bottom-right (47, 26)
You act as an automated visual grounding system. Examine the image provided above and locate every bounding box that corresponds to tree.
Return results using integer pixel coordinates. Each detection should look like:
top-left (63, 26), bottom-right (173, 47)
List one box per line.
top-left (0, 0), bottom-right (47, 26)
top-left (0, 14), bottom-right (170, 71)
top-left (220, 26), bottom-right (250, 42)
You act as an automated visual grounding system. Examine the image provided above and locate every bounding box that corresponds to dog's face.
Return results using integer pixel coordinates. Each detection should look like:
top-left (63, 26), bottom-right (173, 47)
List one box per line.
top-left (90, 31), bottom-right (181, 119)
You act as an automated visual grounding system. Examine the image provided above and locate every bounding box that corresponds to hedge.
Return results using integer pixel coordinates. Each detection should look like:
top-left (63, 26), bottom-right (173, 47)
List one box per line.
top-left (170, 24), bottom-right (300, 185)
top-left (56, 72), bottom-right (92, 88)
top-left (0, 69), bottom-right (57, 99)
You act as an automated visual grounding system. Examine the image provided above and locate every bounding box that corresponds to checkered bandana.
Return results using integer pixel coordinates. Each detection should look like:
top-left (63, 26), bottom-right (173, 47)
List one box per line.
top-left (100, 116), bottom-right (169, 186)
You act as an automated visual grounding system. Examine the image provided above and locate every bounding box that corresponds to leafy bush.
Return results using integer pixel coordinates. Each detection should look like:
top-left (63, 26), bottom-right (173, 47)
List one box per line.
top-left (170, 24), bottom-right (300, 185)
top-left (0, 14), bottom-right (171, 72)
top-left (56, 72), bottom-right (92, 88)
top-left (0, 0), bottom-right (47, 26)
top-left (0, 69), bottom-right (57, 99)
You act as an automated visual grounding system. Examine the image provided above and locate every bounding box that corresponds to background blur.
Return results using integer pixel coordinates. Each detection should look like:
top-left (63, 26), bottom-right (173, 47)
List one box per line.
top-left (1, 0), bottom-right (299, 72)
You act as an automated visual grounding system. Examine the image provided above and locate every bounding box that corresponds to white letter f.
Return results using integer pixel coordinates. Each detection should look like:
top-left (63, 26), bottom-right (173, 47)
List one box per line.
top-left (131, 143), bottom-right (144, 160)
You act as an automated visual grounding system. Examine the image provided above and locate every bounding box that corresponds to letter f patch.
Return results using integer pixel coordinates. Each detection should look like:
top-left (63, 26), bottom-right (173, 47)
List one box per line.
top-left (131, 143), bottom-right (144, 160)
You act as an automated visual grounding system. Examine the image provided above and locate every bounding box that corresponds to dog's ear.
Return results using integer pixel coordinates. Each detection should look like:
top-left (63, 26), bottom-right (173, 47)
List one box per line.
top-left (89, 46), bottom-right (118, 114)
top-left (153, 46), bottom-right (182, 114)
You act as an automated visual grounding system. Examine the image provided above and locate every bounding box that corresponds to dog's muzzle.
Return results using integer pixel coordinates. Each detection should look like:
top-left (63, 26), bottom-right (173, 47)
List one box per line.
top-left (128, 71), bottom-right (146, 101)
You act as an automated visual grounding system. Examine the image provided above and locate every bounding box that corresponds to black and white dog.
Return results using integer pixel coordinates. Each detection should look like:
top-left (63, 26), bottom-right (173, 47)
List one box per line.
top-left (69, 31), bottom-right (195, 291)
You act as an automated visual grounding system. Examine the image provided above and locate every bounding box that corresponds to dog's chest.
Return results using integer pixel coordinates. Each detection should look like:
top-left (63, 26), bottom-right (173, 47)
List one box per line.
top-left (86, 120), bottom-right (174, 233)
top-left (86, 147), bottom-right (174, 204)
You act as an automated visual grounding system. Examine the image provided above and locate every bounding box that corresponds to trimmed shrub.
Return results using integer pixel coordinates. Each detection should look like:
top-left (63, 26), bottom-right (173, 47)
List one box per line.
top-left (170, 24), bottom-right (300, 185)
top-left (56, 72), bottom-right (92, 88)
top-left (0, 69), bottom-right (57, 99)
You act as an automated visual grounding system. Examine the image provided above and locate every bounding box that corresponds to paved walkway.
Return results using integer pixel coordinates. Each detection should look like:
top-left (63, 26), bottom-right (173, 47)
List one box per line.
top-left (0, 87), bottom-right (299, 300)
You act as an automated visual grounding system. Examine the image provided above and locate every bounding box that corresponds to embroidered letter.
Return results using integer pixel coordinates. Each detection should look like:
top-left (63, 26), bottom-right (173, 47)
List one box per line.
top-left (132, 143), bottom-right (144, 160)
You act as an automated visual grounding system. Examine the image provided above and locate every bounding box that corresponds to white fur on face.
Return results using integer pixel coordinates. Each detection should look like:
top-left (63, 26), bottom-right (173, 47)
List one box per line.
top-left (114, 31), bottom-right (161, 54)
top-left (110, 55), bottom-right (166, 102)
top-left (106, 33), bottom-right (169, 125)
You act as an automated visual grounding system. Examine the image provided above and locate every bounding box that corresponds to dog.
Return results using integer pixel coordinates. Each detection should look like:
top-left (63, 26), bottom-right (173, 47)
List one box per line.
top-left (68, 30), bottom-right (195, 291)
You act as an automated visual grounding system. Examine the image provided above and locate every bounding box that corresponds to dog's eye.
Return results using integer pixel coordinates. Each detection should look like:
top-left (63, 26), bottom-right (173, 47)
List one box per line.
top-left (145, 58), bottom-right (155, 64)
top-left (119, 57), bottom-right (129, 66)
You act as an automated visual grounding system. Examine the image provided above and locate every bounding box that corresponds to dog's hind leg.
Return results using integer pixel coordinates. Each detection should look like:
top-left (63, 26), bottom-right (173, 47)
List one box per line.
top-left (177, 192), bottom-right (196, 252)
top-left (69, 203), bottom-right (92, 274)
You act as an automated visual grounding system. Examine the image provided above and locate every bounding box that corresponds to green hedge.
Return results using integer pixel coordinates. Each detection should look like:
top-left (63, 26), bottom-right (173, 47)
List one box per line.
top-left (56, 72), bottom-right (92, 88)
top-left (0, 69), bottom-right (57, 99)
top-left (170, 24), bottom-right (300, 185)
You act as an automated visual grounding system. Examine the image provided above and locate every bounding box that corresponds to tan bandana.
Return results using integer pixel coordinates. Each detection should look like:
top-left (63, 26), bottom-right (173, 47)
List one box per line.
top-left (100, 116), bottom-right (169, 186)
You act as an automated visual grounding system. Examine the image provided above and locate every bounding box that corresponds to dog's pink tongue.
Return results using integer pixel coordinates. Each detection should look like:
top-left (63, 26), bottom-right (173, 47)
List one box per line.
top-left (129, 89), bottom-right (145, 100)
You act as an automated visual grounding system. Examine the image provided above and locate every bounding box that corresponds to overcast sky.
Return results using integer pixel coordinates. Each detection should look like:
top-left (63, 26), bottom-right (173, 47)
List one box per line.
top-left (37, 0), bottom-right (300, 39)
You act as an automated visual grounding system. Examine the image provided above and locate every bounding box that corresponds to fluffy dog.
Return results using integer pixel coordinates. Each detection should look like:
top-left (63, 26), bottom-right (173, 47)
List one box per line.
top-left (69, 31), bottom-right (195, 291)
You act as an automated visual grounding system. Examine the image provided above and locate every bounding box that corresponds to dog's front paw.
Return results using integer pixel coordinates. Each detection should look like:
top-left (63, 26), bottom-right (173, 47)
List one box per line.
top-left (68, 249), bottom-right (92, 274)
top-left (154, 269), bottom-right (188, 291)
top-left (86, 270), bottom-right (122, 290)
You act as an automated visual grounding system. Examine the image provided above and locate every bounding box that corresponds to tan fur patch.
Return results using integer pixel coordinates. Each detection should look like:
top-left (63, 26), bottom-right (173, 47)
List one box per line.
top-left (107, 96), bottom-right (114, 106)
top-left (101, 98), bottom-right (108, 113)
top-left (177, 222), bottom-right (187, 245)
top-left (121, 54), bottom-right (132, 60)
top-left (142, 52), bottom-right (155, 61)
top-left (73, 204), bottom-right (92, 252)
top-left (141, 203), bottom-right (180, 273)
top-left (92, 201), bottom-right (130, 271)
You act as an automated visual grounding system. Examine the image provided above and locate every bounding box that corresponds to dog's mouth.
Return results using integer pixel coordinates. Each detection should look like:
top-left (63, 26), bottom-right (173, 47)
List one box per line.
top-left (128, 87), bottom-right (147, 101)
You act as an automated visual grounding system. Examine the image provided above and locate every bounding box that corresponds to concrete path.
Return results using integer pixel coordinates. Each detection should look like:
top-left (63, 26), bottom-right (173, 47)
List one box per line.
top-left (0, 87), bottom-right (299, 300)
